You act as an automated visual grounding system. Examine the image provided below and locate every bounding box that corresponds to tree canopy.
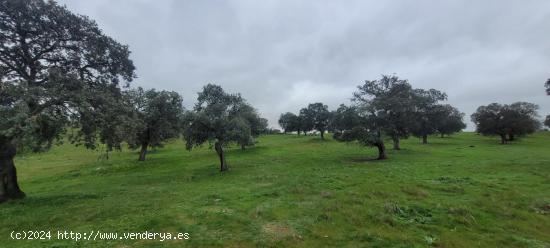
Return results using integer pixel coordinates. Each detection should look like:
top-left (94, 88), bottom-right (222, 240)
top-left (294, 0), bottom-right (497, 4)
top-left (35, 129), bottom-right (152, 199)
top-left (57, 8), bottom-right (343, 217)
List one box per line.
top-left (298, 107), bottom-right (315, 135)
top-left (471, 102), bottom-right (540, 144)
top-left (229, 102), bottom-right (268, 150)
top-left (183, 84), bottom-right (264, 171)
top-left (433, 104), bottom-right (466, 137)
top-left (301, 103), bottom-right (331, 139)
top-left (332, 104), bottom-right (387, 160)
top-left (278, 112), bottom-right (298, 134)
top-left (353, 75), bottom-right (417, 149)
top-left (330, 104), bottom-right (362, 133)
top-left (125, 88), bottom-right (185, 161)
top-left (0, 0), bottom-right (135, 202)
top-left (409, 89), bottom-right (448, 144)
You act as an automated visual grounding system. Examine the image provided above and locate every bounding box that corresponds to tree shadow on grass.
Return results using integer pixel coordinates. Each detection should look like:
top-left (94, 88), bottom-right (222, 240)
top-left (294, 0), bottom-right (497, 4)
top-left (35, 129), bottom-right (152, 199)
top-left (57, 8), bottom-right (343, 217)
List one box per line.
top-left (229, 145), bottom-right (269, 155)
top-left (3, 193), bottom-right (101, 209)
top-left (180, 163), bottom-right (234, 183)
top-left (345, 156), bottom-right (385, 163)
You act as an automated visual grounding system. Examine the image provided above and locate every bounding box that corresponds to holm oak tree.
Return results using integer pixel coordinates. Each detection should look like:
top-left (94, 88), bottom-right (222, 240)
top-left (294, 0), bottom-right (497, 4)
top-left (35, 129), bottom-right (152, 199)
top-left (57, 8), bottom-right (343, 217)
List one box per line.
top-left (0, 0), bottom-right (135, 202)
top-left (183, 84), bottom-right (264, 171)
top-left (125, 87), bottom-right (185, 161)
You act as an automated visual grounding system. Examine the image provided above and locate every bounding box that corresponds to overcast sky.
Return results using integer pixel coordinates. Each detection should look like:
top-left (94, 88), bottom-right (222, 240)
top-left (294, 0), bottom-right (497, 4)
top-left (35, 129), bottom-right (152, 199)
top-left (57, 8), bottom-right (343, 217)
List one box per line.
top-left (58, 0), bottom-right (550, 130)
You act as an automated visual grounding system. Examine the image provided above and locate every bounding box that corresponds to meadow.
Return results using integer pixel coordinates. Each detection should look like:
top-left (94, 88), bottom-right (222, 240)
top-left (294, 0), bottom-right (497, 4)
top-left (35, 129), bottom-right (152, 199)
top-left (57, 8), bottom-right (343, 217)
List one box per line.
top-left (1, 132), bottom-right (549, 247)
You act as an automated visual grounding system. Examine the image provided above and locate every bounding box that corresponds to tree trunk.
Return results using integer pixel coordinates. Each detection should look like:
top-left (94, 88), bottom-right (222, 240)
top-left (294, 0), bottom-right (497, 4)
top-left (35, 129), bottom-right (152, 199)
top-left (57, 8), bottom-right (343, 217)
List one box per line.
top-left (297, 130), bottom-right (301, 136)
top-left (440, 133), bottom-right (444, 138)
top-left (508, 133), bottom-right (515, 141)
top-left (215, 141), bottom-right (228, 172)
top-left (320, 130), bottom-right (325, 140)
top-left (375, 141), bottom-right (387, 160)
top-left (392, 136), bottom-right (400, 150)
top-left (500, 134), bottom-right (507, 144)
top-left (422, 134), bottom-right (428, 144)
top-left (241, 144), bottom-right (246, 150)
top-left (0, 142), bottom-right (25, 203)
top-left (138, 142), bottom-right (148, 161)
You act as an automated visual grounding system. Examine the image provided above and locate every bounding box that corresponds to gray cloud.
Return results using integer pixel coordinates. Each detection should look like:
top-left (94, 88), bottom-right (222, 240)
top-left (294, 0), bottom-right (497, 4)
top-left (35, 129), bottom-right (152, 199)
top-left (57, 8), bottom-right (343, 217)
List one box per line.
top-left (59, 0), bottom-right (550, 130)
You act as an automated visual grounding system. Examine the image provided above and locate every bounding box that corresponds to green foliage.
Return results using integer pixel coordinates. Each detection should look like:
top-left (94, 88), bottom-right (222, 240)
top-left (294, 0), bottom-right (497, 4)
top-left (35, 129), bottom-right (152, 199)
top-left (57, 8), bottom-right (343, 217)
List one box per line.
top-left (350, 75), bottom-right (463, 148)
top-left (334, 126), bottom-right (382, 147)
top-left (66, 78), bottom-right (137, 153)
top-left (330, 104), bottom-right (362, 132)
top-left (0, 0), bottom-right (135, 151)
top-left (434, 104), bottom-right (466, 136)
top-left (301, 103), bottom-right (331, 138)
top-left (278, 112), bottom-right (299, 133)
top-left (331, 103), bottom-right (386, 159)
top-left (227, 117), bottom-right (253, 148)
top-left (232, 103), bottom-right (267, 148)
top-left (409, 88), bottom-right (448, 142)
top-left (183, 84), bottom-right (265, 168)
top-left (354, 75), bottom-right (417, 142)
top-left (298, 107), bottom-right (315, 134)
top-left (122, 87), bottom-right (184, 159)
top-left (471, 102), bottom-right (540, 143)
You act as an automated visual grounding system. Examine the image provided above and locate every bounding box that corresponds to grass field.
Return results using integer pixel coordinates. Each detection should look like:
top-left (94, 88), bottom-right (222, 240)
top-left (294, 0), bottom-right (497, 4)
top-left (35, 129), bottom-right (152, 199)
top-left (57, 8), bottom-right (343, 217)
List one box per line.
top-left (1, 132), bottom-right (549, 247)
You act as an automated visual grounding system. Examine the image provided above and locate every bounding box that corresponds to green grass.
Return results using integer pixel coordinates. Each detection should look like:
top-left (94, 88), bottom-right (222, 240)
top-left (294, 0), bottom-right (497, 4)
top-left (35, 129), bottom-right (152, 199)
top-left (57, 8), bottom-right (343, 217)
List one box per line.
top-left (1, 132), bottom-right (549, 247)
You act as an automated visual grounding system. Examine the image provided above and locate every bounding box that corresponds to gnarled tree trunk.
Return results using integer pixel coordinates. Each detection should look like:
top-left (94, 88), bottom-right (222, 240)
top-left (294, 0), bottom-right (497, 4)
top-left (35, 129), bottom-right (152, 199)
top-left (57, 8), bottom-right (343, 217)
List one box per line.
top-left (392, 136), bottom-right (400, 150)
top-left (138, 142), bottom-right (148, 161)
top-left (0, 142), bottom-right (25, 203)
top-left (375, 141), bottom-right (387, 160)
top-left (422, 134), bottom-right (428, 144)
top-left (214, 141), bottom-right (228, 172)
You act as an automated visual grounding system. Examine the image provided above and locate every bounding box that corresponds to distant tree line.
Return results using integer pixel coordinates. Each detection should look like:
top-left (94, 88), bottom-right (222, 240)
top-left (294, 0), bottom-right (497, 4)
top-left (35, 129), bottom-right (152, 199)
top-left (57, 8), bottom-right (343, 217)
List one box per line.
top-left (280, 75), bottom-right (548, 158)
top-left (279, 75), bottom-right (467, 158)
top-left (278, 103), bottom-right (331, 139)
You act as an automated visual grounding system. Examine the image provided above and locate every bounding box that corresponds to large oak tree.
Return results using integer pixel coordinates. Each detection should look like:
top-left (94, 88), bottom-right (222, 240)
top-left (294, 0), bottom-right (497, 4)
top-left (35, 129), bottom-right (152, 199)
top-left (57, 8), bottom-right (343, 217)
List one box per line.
top-left (353, 75), bottom-right (416, 150)
top-left (0, 0), bottom-right (135, 202)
